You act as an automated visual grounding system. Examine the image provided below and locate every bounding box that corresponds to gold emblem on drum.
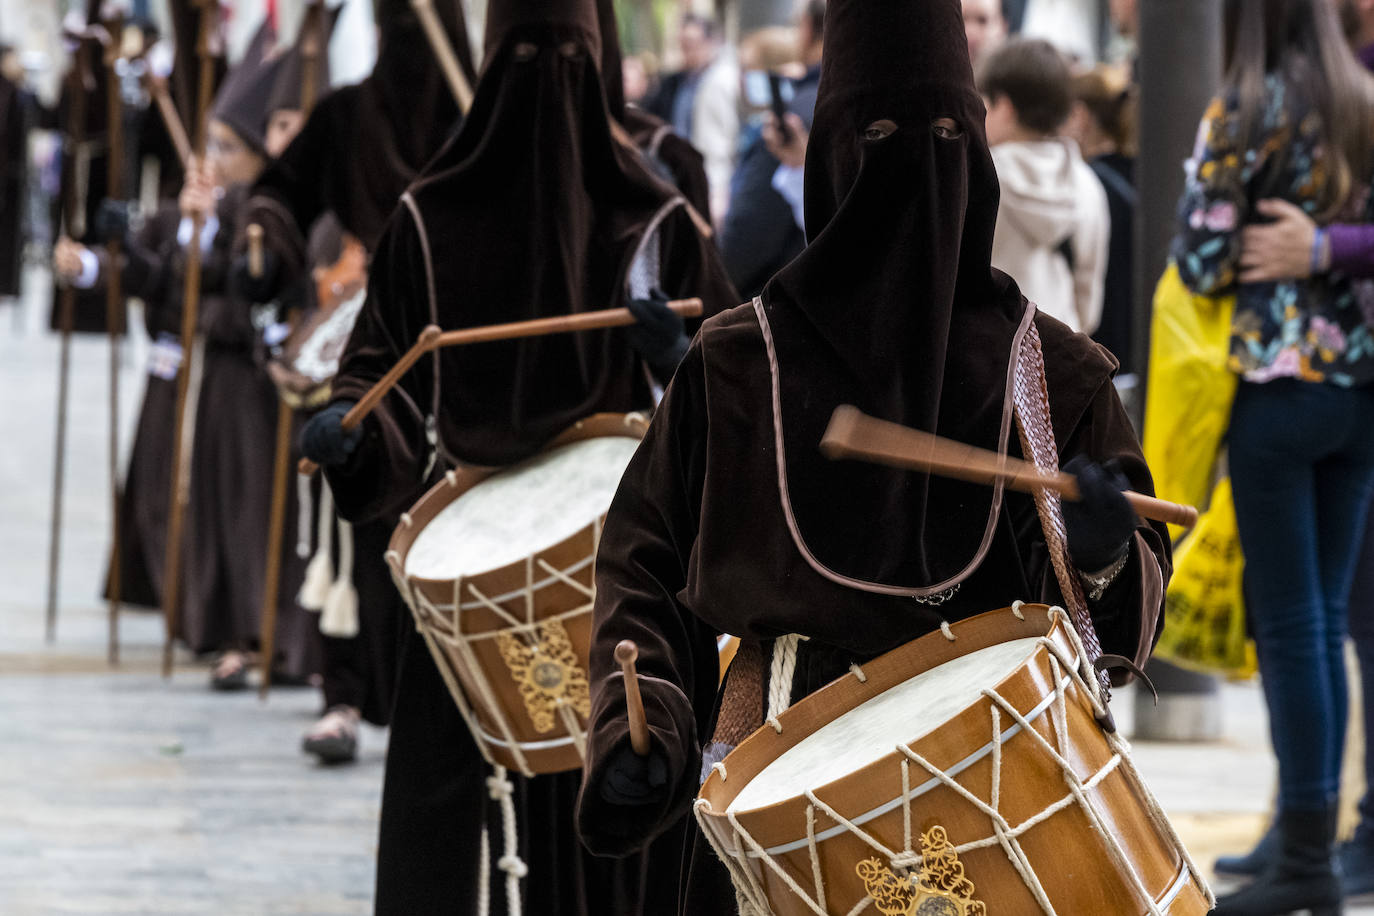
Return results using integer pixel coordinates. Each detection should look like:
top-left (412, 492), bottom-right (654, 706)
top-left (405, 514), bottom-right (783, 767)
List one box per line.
top-left (856, 826), bottom-right (985, 916)
top-left (496, 620), bottom-right (591, 733)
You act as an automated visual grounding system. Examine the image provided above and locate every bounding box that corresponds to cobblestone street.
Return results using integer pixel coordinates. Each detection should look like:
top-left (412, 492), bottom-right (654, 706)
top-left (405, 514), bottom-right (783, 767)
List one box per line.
top-left (0, 279), bottom-right (1371, 913)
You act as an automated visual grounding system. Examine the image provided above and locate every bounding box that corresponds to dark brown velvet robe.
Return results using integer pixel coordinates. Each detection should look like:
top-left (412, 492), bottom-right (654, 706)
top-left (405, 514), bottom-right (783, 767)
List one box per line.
top-left (576, 303), bottom-right (1168, 911)
top-left (0, 72), bottom-right (26, 298)
top-left (100, 190), bottom-right (317, 678)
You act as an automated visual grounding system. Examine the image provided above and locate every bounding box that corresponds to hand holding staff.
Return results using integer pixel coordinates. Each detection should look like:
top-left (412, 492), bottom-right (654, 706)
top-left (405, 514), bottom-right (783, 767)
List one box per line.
top-left (298, 299), bottom-right (704, 475)
top-left (820, 405), bottom-right (1199, 529)
top-left (615, 640), bottom-right (651, 756)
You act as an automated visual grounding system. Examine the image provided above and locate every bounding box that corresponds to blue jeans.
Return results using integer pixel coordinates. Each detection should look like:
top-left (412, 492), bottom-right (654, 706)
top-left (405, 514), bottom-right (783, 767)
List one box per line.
top-left (1230, 379), bottom-right (1374, 812)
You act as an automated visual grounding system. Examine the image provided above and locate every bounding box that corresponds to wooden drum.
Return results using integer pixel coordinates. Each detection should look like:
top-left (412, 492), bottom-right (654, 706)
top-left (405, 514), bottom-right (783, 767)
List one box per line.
top-left (695, 604), bottom-right (1212, 915)
top-left (387, 413), bottom-right (648, 777)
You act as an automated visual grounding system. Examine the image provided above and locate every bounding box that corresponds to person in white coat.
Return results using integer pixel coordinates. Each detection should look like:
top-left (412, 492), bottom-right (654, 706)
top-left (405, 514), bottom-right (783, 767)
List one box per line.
top-left (981, 38), bottom-right (1109, 335)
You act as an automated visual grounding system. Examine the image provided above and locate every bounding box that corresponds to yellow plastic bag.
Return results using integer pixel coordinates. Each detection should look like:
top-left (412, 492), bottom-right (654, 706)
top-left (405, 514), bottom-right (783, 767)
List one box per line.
top-left (1142, 263), bottom-right (1237, 541)
top-left (1155, 477), bottom-right (1255, 679)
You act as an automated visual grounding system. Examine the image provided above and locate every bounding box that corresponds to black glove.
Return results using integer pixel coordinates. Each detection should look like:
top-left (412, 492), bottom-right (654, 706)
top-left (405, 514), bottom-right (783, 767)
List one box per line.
top-left (93, 199), bottom-right (134, 245)
top-left (301, 401), bottom-right (364, 468)
top-left (627, 290), bottom-right (690, 382)
top-left (599, 743), bottom-right (669, 807)
top-left (230, 248), bottom-right (282, 305)
top-left (1062, 455), bottom-right (1137, 572)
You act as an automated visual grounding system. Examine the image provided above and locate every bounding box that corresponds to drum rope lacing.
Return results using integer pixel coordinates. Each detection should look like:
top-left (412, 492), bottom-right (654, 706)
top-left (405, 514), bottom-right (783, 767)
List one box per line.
top-left (695, 605), bottom-right (1214, 915)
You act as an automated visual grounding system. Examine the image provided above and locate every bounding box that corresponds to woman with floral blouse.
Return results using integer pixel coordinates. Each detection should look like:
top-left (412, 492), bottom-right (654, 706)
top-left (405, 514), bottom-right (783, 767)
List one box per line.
top-left (1173, 2), bottom-right (1374, 913)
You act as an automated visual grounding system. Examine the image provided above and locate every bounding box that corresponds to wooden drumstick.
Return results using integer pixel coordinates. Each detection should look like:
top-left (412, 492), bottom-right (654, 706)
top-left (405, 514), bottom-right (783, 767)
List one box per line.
top-left (297, 299), bottom-right (704, 475)
top-left (246, 224), bottom-right (264, 279)
top-left (615, 639), bottom-right (651, 756)
top-left (820, 405), bottom-right (1199, 529)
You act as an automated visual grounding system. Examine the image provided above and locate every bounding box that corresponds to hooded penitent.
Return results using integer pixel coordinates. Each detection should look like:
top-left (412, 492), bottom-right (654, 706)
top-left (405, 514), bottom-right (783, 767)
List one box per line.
top-left (265, 3), bottom-right (341, 115)
top-left (576, 0), bottom-right (1169, 899)
top-left (330, 1), bottom-right (737, 912)
top-left (327, 0), bottom-right (737, 516)
top-left (764, 0), bottom-right (1027, 594)
top-left (245, 0), bottom-right (475, 258)
top-left (209, 20), bottom-right (283, 155)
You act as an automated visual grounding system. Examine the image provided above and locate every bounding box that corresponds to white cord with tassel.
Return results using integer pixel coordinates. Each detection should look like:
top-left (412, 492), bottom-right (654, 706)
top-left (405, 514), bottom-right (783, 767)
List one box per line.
top-left (298, 479), bottom-right (335, 611)
top-left (320, 515), bottom-right (359, 638)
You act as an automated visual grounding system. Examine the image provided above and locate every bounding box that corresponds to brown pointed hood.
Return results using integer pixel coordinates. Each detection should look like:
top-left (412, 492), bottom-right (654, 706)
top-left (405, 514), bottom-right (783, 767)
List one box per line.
top-left (209, 19), bottom-right (283, 155)
top-left (760, 0), bottom-right (1031, 594)
top-left (266, 3), bottom-right (342, 115)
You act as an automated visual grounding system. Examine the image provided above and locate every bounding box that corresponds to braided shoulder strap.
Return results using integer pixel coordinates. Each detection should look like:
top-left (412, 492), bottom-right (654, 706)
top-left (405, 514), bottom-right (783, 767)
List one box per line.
top-left (1012, 319), bottom-right (1111, 696)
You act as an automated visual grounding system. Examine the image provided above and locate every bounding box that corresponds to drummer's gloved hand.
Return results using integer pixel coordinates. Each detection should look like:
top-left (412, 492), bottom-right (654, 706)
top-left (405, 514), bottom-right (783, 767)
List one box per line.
top-left (230, 248), bottom-right (281, 305)
top-left (599, 743), bottom-right (669, 807)
top-left (627, 290), bottom-right (690, 383)
top-left (301, 401), bottom-right (363, 468)
top-left (1062, 455), bottom-right (1137, 572)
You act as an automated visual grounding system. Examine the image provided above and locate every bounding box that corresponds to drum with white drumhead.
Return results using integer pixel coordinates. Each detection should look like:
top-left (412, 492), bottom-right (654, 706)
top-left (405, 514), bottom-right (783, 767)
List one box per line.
top-left (695, 604), bottom-right (1212, 915)
top-left (387, 413), bottom-right (647, 776)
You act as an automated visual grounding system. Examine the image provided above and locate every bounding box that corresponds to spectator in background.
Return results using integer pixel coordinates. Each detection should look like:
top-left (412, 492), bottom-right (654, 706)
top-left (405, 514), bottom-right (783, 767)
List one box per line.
top-left (646, 14), bottom-right (739, 223)
top-left (622, 52), bottom-right (655, 107)
top-left (1107, 0), bottom-right (1139, 65)
top-left (720, 2), bottom-right (824, 299)
top-left (1172, 1), bottom-right (1374, 912)
top-left (1020, 0), bottom-right (1101, 63)
top-left (980, 39), bottom-right (1109, 334)
top-left (1212, 0), bottom-right (1374, 899)
top-left (963, 0), bottom-right (1007, 67)
top-left (1067, 66), bottom-right (1137, 372)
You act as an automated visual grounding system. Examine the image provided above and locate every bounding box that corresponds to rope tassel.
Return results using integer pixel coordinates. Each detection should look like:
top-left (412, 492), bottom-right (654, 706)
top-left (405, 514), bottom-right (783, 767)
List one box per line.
top-left (298, 479), bottom-right (335, 611)
top-left (320, 517), bottom-right (358, 638)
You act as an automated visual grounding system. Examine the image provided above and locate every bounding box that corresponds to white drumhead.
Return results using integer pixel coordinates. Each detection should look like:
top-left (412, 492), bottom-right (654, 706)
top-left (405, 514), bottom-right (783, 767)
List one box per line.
top-left (404, 436), bottom-right (641, 580)
top-left (728, 637), bottom-right (1041, 813)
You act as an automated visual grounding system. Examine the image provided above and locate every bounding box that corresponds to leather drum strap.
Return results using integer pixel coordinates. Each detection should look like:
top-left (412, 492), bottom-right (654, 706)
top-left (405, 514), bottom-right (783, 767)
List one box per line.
top-left (1012, 319), bottom-right (1111, 695)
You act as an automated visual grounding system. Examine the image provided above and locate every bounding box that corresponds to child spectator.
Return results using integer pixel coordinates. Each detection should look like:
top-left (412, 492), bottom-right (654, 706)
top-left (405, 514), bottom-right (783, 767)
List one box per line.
top-left (981, 38), bottom-right (1110, 334)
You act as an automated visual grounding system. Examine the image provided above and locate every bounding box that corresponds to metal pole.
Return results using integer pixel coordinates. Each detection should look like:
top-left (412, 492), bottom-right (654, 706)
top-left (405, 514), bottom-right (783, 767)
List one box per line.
top-left (1132, 0), bottom-right (1225, 741)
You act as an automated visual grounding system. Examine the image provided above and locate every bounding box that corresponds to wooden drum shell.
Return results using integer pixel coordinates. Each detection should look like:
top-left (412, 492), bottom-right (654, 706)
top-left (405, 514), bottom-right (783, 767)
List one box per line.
top-left (388, 413), bottom-right (648, 776)
top-left (696, 605), bottom-right (1210, 915)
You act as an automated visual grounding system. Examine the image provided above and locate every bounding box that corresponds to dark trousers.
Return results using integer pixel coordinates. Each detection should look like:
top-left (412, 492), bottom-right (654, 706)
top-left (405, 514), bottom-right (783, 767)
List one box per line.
top-left (1230, 379), bottom-right (1374, 812)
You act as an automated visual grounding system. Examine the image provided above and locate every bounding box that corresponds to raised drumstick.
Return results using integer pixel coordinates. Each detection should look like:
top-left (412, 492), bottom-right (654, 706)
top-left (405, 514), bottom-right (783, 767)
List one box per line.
top-left (297, 299), bottom-right (704, 476)
top-left (615, 640), bottom-right (651, 756)
top-left (820, 405), bottom-right (1199, 529)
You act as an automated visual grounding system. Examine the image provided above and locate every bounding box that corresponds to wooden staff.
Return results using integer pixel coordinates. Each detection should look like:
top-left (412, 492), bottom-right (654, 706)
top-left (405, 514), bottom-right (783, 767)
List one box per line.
top-left (104, 14), bottom-right (126, 666)
top-left (161, 0), bottom-right (217, 678)
top-left (298, 299), bottom-right (703, 475)
top-left (141, 71), bottom-right (193, 165)
top-left (615, 640), bottom-right (651, 756)
top-left (257, 2), bottom-right (328, 697)
top-left (411, 0), bottom-right (473, 114)
top-left (45, 42), bottom-right (94, 643)
top-left (820, 405), bottom-right (1199, 529)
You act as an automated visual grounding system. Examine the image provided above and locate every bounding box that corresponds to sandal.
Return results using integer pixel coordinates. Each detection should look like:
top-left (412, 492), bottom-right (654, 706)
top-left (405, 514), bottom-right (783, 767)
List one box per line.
top-left (210, 651), bottom-right (250, 691)
top-left (302, 705), bottom-right (360, 764)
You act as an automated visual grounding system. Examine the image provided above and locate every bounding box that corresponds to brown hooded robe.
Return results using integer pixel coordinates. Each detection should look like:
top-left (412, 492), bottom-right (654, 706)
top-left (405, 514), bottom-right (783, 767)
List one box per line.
top-left (575, 0), bottom-right (1169, 910)
top-left (318, 0), bottom-right (737, 911)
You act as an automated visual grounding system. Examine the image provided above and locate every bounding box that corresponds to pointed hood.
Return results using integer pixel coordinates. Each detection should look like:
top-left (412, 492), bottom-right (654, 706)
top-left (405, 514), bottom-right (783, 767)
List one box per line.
top-left (395, 0), bottom-right (686, 465)
top-left (760, 0), bottom-right (1032, 594)
top-left (266, 3), bottom-right (341, 115)
top-left (366, 0), bottom-right (475, 173)
top-left (209, 19), bottom-right (283, 155)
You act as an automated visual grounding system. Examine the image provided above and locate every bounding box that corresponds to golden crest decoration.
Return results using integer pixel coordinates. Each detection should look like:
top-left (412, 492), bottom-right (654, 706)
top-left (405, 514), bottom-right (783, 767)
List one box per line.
top-left (856, 826), bottom-right (986, 916)
top-left (496, 619), bottom-right (591, 732)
